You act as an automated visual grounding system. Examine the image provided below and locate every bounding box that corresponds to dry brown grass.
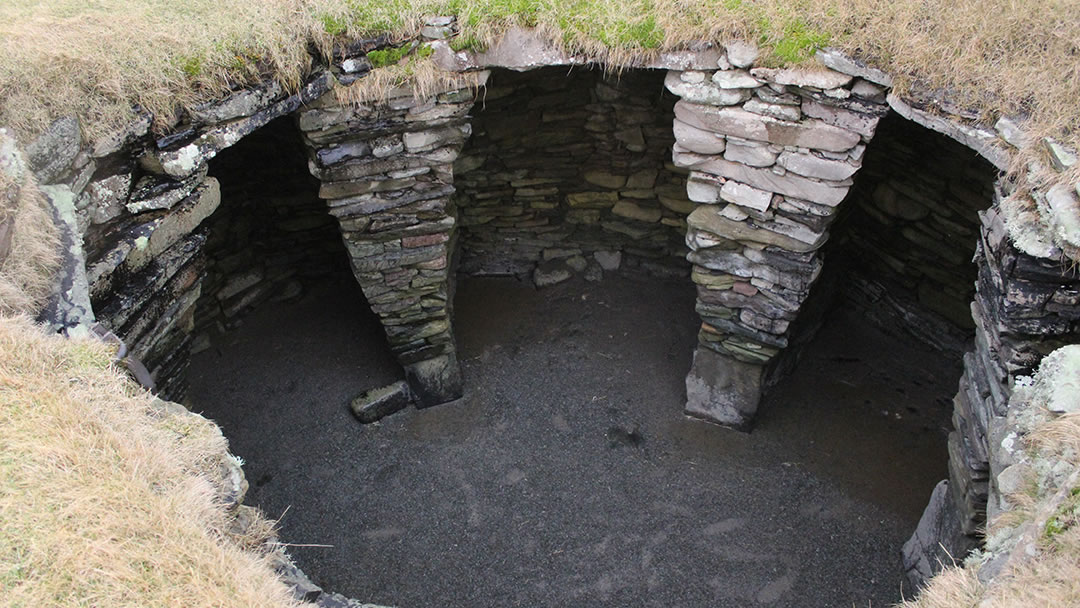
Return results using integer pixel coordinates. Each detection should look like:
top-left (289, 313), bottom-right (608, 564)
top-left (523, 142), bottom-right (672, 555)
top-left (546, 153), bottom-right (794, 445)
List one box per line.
top-left (0, 315), bottom-right (307, 608)
top-left (1, 0), bottom-right (1078, 185)
top-left (0, 169), bottom-right (59, 316)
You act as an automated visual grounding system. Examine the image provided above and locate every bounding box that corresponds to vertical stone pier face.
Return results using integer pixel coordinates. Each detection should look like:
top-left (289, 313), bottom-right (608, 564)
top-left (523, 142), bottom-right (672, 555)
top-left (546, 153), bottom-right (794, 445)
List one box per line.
top-left (298, 78), bottom-right (486, 406)
top-left (665, 59), bottom-right (888, 428)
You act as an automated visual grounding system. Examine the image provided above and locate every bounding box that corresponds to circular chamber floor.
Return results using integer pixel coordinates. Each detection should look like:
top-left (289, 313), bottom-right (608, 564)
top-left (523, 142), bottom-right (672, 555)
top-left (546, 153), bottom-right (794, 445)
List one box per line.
top-left (186, 274), bottom-right (956, 607)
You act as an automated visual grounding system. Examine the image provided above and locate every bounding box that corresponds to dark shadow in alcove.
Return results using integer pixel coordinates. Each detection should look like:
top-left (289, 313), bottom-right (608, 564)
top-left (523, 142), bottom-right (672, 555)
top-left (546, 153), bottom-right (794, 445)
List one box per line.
top-left (753, 110), bottom-right (1000, 567)
top-left (183, 114), bottom-right (404, 507)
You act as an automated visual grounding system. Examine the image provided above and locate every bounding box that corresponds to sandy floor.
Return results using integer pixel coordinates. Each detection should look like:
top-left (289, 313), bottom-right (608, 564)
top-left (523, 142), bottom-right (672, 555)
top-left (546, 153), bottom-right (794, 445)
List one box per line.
top-left (186, 273), bottom-right (957, 608)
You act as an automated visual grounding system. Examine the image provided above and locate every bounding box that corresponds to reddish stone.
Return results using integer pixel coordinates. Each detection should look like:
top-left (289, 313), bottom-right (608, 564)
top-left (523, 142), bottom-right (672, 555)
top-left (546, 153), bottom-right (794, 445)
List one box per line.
top-left (402, 232), bottom-right (450, 248)
top-left (732, 281), bottom-right (758, 297)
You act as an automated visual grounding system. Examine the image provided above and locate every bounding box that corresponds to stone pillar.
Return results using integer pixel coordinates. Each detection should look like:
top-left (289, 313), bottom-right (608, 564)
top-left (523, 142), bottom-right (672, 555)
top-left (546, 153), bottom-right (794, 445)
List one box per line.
top-left (299, 77), bottom-right (486, 406)
top-left (665, 54), bottom-right (888, 428)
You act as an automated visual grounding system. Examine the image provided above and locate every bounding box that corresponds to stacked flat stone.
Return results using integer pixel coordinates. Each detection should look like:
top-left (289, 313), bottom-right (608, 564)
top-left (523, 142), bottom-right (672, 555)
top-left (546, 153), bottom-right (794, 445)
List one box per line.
top-left (664, 47), bottom-right (888, 427)
top-left (453, 68), bottom-right (690, 283)
top-left (297, 77), bottom-right (486, 405)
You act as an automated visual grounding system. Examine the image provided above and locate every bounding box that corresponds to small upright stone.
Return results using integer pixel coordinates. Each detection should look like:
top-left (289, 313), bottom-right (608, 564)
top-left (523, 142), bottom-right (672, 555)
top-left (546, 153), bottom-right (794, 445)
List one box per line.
top-left (350, 381), bottom-right (412, 423)
top-left (724, 41), bottom-right (760, 69)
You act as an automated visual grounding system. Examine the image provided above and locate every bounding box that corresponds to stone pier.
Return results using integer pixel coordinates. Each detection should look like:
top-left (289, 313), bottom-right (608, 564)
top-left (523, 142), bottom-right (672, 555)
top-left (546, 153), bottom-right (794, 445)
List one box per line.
top-left (664, 49), bottom-right (889, 428)
top-left (297, 76), bottom-right (487, 406)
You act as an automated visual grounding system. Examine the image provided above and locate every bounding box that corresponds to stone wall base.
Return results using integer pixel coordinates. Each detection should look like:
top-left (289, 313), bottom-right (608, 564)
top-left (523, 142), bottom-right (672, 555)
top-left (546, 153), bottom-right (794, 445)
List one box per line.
top-left (684, 346), bottom-right (764, 430)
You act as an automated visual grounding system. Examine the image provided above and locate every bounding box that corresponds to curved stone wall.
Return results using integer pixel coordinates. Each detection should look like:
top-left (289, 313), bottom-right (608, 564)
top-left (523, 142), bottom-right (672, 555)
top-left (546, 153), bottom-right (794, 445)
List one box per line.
top-left (12, 26), bottom-right (1080, 597)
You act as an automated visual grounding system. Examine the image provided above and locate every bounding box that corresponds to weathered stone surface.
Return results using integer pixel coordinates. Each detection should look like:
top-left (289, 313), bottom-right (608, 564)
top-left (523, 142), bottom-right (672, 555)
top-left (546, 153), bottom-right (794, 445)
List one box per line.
top-left (684, 347), bottom-right (764, 430)
top-left (711, 70), bottom-right (761, 89)
top-left (126, 166), bottom-right (207, 213)
top-left (674, 102), bottom-right (860, 152)
top-left (664, 72), bottom-right (752, 106)
top-left (801, 100), bottom-right (880, 139)
top-left (687, 206), bottom-right (826, 253)
top-left (594, 250), bottom-right (622, 271)
top-left (723, 138), bottom-right (777, 167)
top-left (534, 261), bottom-right (573, 287)
top-left (125, 178), bottom-right (221, 270)
top-left (688, 159), bottom-right (850, 206)
top-left (350, 380), bottom-right (412, 423)
top-left (156, 71), bottom-right (334, 177)
top-left (994, 116), bottom-right (1028, 149)
top-left (672, 119), bottom-right (726, 155)
top-left (472, 26), bottom-right (584, 71)
top-left (720, 181), bottom-right (773, 212)
top-left (743, 99), bottom-right (801, 122)
top-left (80, 172), bottom-right (132, 225)
top-left (750, 67), bottom-right (852, 90)
top-left (190, 81), bottom-right (283, 124)
top-left (815, 48), bottom-right (893, 86)
top-left (26, 116), bottom-right (81, 184)
top-left (776, 151), bottom-right (857, 181)
top-left (1043, 138), bottom-right (1078, 172)
top-left (567, 191), bottom-right (619, 208)
top-left (405, 351), bottom-right (463, 407)
top-left (643, 47), bottom-right (728, 71)
top-left (584, 170), bottom-right (627, 189)
top-left (686, 179), bottom-right (723, 204)
top-left (724, 41), bottom-right (760, 69)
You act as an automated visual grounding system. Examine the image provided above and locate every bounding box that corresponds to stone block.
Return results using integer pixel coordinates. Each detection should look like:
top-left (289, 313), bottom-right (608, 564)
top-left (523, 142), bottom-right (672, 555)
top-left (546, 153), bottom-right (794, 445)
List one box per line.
top-left (673, 119), bottom-right (727, 155)
top-left (711, 70), bottom-right (762, 89)
top-left (26, 116), bottom-right (81, 184)
top-left (723, 139), bottom-right (777, 167)
top-left (567, 191), bottom-right (619, 208)
top-left (584, 170), bottom-right (627, 189)
top-left (350, 380), bottom-right (412, 423)
top-left (405, 351), bottom-right (464, 408)
top-left (801, 100), bottom-right (880, 139)
top-left (749, 67), bottom-right (852, 89)
top-left (743, 99), bottom-right (801, 122)
top-left (724, 41), bottom-right (760, 68)
top-left (815, 48), bottom-right (893, 86)
top-left (776, 151), bottom-right (857, 181)
top-left (720, 181), bottom-right (773, 212)
top-left (684, 347), bottom-right (764, 430)
top-left (687, 157), bottom-right (850, 206)
top-left (534, 261), bottom-right (573, 287)
top-left (612, 200), bottom-right (662, 223)
top-left (675, 102), bottom-right (860, 152)
top-left (594, 250), bottom-right (622, 271)
top-left (664, 72), bottom-right (752, 106)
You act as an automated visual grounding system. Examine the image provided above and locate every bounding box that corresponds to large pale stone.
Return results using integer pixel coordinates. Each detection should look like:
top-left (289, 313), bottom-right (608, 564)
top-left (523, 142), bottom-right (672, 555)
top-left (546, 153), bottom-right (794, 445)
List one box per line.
top-left (720, 181), bottom-right (773, 212)
top-left (26, 116), bottom-right (81, 184)
top-left (690, 158), bottom-right (850, 206)
top-left (1044, 138), bottom-right (1078, 171)
top-left (685, 347), bottom-right (764, 431)
top-left (125, 178), bottom-right (221, 270)
top-left (750, 67), bottom-right (852, 89)
top-left (664, 72), bottom-right (752, 106)
top-left (743, 99), bottom-right (801, 122)
top-left (776, 151), bottom-right (858, 181)
top-left (724, 41), bottom-right (760, 68)
top-left (673, 119), bottom-right (726, 155)
top-left (686, 179), bottom-right (723, 204)
top-left (801, 100), bottom-right (880, 139)
top-left (674, 102), bottom-right (860, 152)
top-left (723, 138), bottom-right (777, 167)
top-left (711, 70), bottom-right (761, 89)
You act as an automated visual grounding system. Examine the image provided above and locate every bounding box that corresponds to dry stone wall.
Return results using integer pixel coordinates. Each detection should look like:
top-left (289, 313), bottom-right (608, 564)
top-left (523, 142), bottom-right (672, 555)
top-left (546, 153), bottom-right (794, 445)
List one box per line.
top-left (297, 75), bottom-right (486, 405)
top-left (11, 23), bottom-right (1080, 599)
top-left (664, 47), bottom-right (889, 428)
top-left (454, 67), bottom-right (692, 283)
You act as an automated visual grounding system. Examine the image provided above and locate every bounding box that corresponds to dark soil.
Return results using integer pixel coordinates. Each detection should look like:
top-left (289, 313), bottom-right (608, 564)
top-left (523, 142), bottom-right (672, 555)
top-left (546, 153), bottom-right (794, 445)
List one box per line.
top-left (186, 273), bottom-right (957, 608)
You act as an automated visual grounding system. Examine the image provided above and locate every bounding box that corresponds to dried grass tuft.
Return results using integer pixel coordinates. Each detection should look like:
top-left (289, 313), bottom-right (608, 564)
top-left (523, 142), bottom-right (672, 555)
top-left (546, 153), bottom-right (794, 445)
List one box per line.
top-left (0, 170), bottom-right (59, 316)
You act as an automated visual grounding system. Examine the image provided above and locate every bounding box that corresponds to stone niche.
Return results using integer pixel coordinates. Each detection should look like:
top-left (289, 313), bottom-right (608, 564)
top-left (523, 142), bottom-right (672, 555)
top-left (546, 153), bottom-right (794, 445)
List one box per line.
top-left (827, 112), bottom-right (997, 355)
top-left (191, 115), bottom-right (352, 352)
top-left (454, 67), bottom-right (692, 282)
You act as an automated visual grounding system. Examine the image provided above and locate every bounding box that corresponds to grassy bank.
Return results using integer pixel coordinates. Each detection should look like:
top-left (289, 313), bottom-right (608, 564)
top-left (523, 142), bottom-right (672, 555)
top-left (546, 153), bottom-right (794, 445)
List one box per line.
top-left (0, 0), bottom-right (1078, 183)
top-left (0, 314), bottom-right (306, 608)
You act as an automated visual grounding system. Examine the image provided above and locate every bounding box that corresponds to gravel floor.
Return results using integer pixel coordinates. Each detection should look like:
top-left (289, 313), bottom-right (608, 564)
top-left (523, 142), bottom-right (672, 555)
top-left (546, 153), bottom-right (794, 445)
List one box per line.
top-left (186, 273), bottom-right (957, 608)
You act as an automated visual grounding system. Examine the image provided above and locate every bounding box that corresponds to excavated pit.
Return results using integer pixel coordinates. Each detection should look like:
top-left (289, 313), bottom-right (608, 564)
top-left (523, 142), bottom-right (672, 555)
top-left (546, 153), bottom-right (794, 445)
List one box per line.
top-left (177, 70), bottom-right (1003, 606)
top-left (187, 273), bottom-right (955, 607)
